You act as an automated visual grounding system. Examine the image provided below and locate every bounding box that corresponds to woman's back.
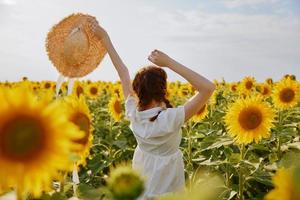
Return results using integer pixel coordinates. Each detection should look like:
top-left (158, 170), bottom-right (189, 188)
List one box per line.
top-left (125, 95), bottom-right (185, 156)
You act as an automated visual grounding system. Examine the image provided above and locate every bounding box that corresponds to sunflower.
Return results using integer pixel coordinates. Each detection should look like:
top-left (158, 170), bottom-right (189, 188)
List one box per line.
top-left (224, 96), bottom-right (275, 144)
top-left (272, 78), bottom-right (300, 110)
top-left (0, 87), bottom-right (82, 198)
top-left (192, 104), bottom-right (209, 122)
top-left (259, 83), bottom-right (272, 98)
top-left (72, 81), bottom-right (85, 98)
top-left (290, 74), bottom-right (296, 81)
top-left (209, 90), bottom-right (218, 106)
top-left (41, 81), bottom-right (53, 90)
top-left (264, 168), bottom-right (300, 200)
top-left (108, 95), bottom-right (123, 121)
top-left (63, 96), bottom-right (93, 166)
top-left (266, 78), bottom-right (274, 85)
top-left (86, 83), bottom-right (101, 99)
top-left (239, 76), bottom-right (256, 95)
top-left (166, 88), bottom-right (175, 100)
top-left (179, 84), bottom-right (191, 98)
top-left (230, 82), bottom-right (238, 93)
top-left (213, 79), bottom-right (220, 88)
top-left (112, 84), bottom-right (123, 98)
top-left (108, 164), bottom-right (145, 200)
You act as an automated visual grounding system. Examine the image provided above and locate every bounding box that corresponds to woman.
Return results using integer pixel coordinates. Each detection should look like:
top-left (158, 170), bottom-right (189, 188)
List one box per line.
top-left (92, 23), bottom-right (215, 199)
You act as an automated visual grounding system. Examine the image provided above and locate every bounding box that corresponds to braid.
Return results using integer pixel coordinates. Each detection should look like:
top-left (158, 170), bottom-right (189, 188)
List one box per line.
top-left (149, 96), bottom-right (172, 122)
top-left (163, 97), bottom-right (173, 108)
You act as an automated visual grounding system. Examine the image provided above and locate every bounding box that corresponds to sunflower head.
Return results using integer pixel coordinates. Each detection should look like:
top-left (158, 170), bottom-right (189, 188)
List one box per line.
top-left (288, 74), bottom-right (297, 81)
top-left (108, 95), bottom-right (123, 122)
top-left (230, 83), bottom-right (238, 92)
top-left (266, 78), bottom-right (274, 85)
top-left (42, 81), bottom-right (53, 90)
top-left (108, 164), bottom-right (145, 200)
top-left (265, 168), bottom-right (300, 200)
top-left (86, 83), bottom-right (101, 99)
top-left (239, 76), bottom-right (256, 95)
top-left (192, 104), bottom-right (209, 122)
top-left (63, 95), bottom-right (93, 166)
top-left (72, 81), bottom-right (85, 98)
top-left (272, 78), bottom-right (300, 110)
top-left (259, 83), bottom-right (272, 98)
top-left (0, 87), bottom-right (82, 197)
top-left (224, 96), bottom-right (275, 144)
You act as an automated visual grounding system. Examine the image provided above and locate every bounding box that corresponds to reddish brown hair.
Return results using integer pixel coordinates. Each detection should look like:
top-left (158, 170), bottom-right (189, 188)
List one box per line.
top-left (133, 66), bottom-right (172, 121)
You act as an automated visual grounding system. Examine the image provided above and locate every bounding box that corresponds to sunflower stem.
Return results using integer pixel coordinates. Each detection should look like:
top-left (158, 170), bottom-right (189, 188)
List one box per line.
top-left (277, 137), bottom-right (282, 159)
top-left (238, 144), bottom-right (245, 200)
top-left (187, 121), bottom-right (193, 188)
top-left (60, 172), bottom-right (67, 193)
top-left (277, 111), bottom-right (282, 160)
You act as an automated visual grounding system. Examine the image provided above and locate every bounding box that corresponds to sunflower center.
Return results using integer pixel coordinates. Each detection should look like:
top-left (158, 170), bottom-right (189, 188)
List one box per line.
top-left (245, 81), bottom-right (253, 90)
top-left (114, 100), bottom-right (122, 114)
top-left (90, 87), bottom-right (98, 95)
top-left (262, 87), bottom-right (270, 95)
top-left (231, 85), bottom-right (237, 91)
top-left (279, 88), bottom-right (295, 103)
top-left (114, 89), bottom-right (120, 97)
top-left (76, 86), bottom-right (84, 97)
top-left (238, 107), bottom-right (263, 130)
top-left (0, 116), bottom-right (45, 162)
top-left (45, 82), bottom-right (51, 89)
top-left (267, 79), bottom-right (273, 85)
top-left (71, 112), bottom-right (90, 145)
top-left (181, 88), bottom-right (189, 96)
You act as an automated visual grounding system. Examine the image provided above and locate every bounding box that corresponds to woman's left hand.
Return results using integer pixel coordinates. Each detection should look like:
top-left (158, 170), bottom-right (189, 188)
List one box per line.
top-left (90, 21), bottom-right (109, 41)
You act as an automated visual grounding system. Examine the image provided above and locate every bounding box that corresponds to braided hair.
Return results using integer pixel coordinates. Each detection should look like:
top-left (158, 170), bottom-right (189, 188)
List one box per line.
top-left (132, 66), bottom-right (172, 122)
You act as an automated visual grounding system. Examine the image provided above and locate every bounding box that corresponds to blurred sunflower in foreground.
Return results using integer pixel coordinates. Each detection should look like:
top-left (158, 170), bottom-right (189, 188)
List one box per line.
top-left (272, 78), bottom-right (300, 110)
top-left (224, 96), bottom-right (275, 144)
top-left (107, 164), bottom-right (145, 200)
top-left (157, 171), bottom-right (224, 200)
top-left (265, 167), bottom-right (300, 200)
top-left (0, 87), bottom-right (83, 199)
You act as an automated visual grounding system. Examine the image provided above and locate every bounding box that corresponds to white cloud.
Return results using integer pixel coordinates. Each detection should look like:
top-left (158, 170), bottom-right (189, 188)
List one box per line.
top-left (223, 0), bottom-right (279, 8)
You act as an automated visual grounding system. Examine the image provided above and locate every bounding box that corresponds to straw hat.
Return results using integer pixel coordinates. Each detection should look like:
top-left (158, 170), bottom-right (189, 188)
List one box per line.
top-left (46, 13), bottom-right (107, 78)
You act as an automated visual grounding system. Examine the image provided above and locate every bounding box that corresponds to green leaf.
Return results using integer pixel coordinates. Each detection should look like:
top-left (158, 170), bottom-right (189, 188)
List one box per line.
top-left (77, 184), bottom-right (106, 200)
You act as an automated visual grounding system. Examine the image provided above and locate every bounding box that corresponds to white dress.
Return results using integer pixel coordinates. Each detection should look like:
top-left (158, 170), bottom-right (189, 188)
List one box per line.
top-left (125, 95), bottom-right (186, 199)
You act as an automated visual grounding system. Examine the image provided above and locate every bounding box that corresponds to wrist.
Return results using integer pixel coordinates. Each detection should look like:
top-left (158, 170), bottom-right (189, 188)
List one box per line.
top-left (102, 35), bottom-right (111, 46)
top-left (165, 58), bottom-right (177, 69)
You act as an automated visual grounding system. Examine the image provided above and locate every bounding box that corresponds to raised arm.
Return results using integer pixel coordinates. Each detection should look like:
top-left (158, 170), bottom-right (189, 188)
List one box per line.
top-left (148, 50), bottom-right (215, 122)
top-left (92, 23), bottom-right (134, 99)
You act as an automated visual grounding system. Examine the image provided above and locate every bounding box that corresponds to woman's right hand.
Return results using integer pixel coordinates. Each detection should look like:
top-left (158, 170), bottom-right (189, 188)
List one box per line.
top-left (148, 50), bottom-right (173, 68)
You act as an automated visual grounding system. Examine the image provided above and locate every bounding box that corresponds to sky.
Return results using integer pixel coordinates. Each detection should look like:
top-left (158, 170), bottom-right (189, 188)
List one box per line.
top-left (0, 0), bottom-right (299, 83)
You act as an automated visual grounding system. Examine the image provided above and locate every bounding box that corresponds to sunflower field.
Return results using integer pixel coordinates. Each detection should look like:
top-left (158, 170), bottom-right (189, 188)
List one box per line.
top-left (0, 74), bottom-right (299, 200)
